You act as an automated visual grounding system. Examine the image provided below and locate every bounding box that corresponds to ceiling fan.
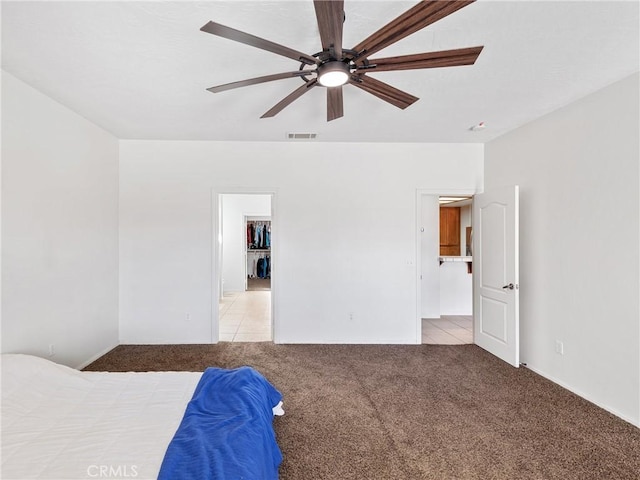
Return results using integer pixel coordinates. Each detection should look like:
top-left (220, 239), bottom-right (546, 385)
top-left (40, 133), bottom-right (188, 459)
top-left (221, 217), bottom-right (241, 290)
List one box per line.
top-left (200, 0), bottom-right (483, 122)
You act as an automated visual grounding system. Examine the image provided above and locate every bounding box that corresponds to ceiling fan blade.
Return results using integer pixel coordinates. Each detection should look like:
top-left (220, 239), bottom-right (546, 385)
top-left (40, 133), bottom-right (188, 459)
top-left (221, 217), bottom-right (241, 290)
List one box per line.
top-left (349, 75), bottom-right (418, 110)
top-left (352, 0), bottom-right (475, 62)
top-left (261, 79), bottom-right (318, 118)
top-left (207, 71), bottom-right (316, 93)
top-left (313, 0), bottom-right (344, 59)
top-left (201, 21), bottom-right (318, 65)
top-left (361, 46), bottom-right (484, 73)
top-left (327, 86), bottom-right (344, 121)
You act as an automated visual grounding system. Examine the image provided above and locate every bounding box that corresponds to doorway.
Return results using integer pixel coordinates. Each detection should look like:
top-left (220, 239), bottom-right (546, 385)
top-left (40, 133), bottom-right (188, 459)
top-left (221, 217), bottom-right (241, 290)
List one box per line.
top-left (218, 193), bottom-right (273, 342)
top-left (417, 192), bottom-right (474, 344)
top-left (245, 216), bottom-right (271, 292)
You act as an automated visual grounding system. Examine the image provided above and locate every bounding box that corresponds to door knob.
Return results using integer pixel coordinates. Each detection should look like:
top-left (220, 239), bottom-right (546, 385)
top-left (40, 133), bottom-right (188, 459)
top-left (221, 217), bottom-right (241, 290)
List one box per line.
top-left (502, 283), bottom-right (514, 290)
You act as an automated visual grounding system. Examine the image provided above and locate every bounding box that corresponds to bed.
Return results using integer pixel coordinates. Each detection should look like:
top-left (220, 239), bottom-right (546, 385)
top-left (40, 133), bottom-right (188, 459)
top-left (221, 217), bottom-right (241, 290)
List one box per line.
top-left (1, 353), bottom-right (284, 480)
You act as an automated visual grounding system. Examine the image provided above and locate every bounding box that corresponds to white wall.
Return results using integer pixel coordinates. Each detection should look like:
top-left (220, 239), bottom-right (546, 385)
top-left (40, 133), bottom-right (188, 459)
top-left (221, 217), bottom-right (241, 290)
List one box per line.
top-left (485, 73), bottom-right (640, 426)
top-left (440, 262), bottom-right (472, 315)
top-left (420, 195), bottom-right (440, 318)
top-left (1, 71), bottom-right (120, 368)
top-left (221, 194), bottom-right (271, 293)
top-left (119, 141), bottom-right (483, 344)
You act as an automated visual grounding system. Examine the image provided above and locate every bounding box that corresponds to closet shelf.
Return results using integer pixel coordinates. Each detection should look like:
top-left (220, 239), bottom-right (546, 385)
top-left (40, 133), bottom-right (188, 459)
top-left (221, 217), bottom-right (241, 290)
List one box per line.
top-left (247, 249), bottom-right (271, 252)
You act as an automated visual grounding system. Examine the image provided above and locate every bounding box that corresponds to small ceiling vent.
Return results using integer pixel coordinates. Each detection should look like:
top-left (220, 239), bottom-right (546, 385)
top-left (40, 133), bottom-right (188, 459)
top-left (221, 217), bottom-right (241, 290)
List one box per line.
top-left (287, 133), bottom-right (317, 140)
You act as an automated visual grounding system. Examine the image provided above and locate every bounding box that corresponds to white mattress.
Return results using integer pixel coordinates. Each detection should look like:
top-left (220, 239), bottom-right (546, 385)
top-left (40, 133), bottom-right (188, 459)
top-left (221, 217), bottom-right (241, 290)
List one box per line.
top-left (1, 354), bottom-right (202, 480)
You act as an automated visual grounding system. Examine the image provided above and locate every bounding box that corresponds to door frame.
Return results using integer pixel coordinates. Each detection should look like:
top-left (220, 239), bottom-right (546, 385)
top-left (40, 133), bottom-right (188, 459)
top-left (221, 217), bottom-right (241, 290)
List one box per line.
top-left (415, 188), bottom-right (477, 343)
top-left (212, 188), bottom-right (278, 343)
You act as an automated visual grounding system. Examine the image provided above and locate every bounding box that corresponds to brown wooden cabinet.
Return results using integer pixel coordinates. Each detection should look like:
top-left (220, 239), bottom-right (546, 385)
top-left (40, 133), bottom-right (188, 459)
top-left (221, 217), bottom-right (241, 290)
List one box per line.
top-left (440, 207), bottom-right (461, 256)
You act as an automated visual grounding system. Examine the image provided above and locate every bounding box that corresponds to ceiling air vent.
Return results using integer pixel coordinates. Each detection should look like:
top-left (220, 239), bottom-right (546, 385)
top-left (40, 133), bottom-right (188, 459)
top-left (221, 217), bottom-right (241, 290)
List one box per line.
top-left (287, 133), bottom-right (317, 140)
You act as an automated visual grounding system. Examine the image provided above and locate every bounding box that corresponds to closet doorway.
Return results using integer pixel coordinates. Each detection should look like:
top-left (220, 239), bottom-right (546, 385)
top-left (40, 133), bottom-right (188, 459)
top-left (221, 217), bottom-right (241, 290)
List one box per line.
top-left (245, 216), bottom-right (271, 292)
top-left (218, 194), bottom-right (273, 342)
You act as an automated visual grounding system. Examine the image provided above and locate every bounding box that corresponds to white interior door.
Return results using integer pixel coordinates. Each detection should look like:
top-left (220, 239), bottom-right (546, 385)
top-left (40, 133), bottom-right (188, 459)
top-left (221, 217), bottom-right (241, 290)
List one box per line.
top-left (473, 185), bottom-right (519, 367)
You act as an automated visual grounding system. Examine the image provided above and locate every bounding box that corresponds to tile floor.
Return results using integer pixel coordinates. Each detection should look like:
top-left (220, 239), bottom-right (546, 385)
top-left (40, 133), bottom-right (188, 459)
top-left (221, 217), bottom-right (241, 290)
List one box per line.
top-left (219, 290), bottom-right (271, 342)
top-left (219, 292), bottom-right (470, 345)
top-left (422, 316), bottom-right (473, 344)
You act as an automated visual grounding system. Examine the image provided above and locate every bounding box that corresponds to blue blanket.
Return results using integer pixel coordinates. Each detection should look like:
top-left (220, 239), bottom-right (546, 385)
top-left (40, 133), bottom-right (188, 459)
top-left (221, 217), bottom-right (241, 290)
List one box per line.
top-left (158, 367), bottom-right (283, 480)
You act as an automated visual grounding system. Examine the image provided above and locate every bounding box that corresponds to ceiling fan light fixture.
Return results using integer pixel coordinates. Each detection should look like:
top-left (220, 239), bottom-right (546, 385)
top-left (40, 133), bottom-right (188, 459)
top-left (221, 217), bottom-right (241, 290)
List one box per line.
top-left (201, 0), bottom-right (483, 121)
top-left (317, 61), bottom-right (350, 87)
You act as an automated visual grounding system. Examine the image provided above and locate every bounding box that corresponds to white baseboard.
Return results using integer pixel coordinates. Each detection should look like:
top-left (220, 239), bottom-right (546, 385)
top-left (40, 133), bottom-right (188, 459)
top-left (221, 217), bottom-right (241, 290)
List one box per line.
top-left (525, 364), bottom-right (639, 428)
top-left (75, 343), bottom-right (119, 370)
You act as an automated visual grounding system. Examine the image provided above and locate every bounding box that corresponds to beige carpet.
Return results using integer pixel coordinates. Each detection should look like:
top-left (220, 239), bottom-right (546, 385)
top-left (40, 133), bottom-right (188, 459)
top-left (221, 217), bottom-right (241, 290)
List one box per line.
top-left (85, 343), bottom-right (640, 480)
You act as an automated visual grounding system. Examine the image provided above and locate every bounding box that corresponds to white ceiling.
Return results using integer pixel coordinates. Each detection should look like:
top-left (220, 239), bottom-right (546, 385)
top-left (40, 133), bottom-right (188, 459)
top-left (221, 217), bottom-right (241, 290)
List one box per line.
top-left (2, 1), bottom-right (638, 143)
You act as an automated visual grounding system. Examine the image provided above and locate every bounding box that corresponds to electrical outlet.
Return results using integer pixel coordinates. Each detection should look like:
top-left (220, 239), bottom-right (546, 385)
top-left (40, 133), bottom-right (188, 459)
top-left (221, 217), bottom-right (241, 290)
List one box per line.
top-left (555, 340), bottom-right (564, 355)
top-left (48, 344), bottom-right (55, 357)
top-left (186, 313), bottom-right (191, 321)
top-left (348, 312), bottom-right (354, 321)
